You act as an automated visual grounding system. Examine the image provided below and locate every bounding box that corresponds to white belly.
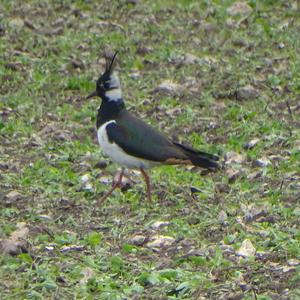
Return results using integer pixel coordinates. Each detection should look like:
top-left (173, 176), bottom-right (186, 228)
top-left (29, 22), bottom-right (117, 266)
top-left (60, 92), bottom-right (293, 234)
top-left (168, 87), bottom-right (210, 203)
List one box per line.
top-left (97, 121), bottom-right (157, 169)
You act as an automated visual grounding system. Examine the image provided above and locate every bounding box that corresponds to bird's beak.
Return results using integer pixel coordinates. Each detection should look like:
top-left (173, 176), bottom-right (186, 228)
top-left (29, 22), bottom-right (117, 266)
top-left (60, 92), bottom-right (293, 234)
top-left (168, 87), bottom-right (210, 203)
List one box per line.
top-left (86, 91), bottom-right (98, 99)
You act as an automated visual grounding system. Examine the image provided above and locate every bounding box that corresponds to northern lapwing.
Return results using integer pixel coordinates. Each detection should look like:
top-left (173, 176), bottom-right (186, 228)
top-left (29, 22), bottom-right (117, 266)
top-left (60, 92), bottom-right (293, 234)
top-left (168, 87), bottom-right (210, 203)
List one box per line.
top-left (87, 52), bottom-right (219, 204)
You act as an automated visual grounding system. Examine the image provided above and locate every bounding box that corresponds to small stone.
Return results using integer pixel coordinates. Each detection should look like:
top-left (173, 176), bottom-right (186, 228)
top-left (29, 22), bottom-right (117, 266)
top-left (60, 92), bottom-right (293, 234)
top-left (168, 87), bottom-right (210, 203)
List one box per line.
top-left (154, 80), bottom-right (183, 95)
top-left (94, 161), bottom-right (108, 169)
top-left (282, 265), bottom-right (296, 273)
top-left (253, 158), bottom-right (271, 167)
top-left (236, 85), bottom-right (259, 101)
top-left (53, 130), bottom-right (72, 142)
top-left (51, 18), bottom-right (65, 27)
top-left (207, 121), bottom-right (218, 130)
top-left (126, 0), bottom-right (139, 4)
top-left (129, 72), bottom-right (140, 80)
top-left (5, 190), bottom-right (22, 202)
top-left (200, 56), bottom-right (218, 66)
top-left (221, 293), bottom-right (245, 300)
top-left (288, 259), bottom-right (299, 266)
top-left (78, 162), bottom-right (92, 172)
top-left (247, 170), bottom-right (263, 180)
top-left (269, 155), bottom-right (283, 164)
top-left (83, 183), bottom-right (93, 192)
top-left (40, 123), bottom-right (57, 135)
top-left (227, 1), bottom-right (252, 16)
top-left (146, 235), bottom-right (175, 250)
top-left (218, 210), bottom-right (228, 223)
top-left (187, 217), bottom-right (199, 225)
top-left (236, 239), bottom-right (256, 258)
top-left (258, 231), bottom-right (269, 238)
top-left (244, 138), bottom-right (260, 150)
top-left (241, 204), bottom-right (268, 222)
top-left (71, 59), bottom-right (85, 70)
top-left (220, 244), bottom-right (235, 254)
top-left (225, 17), bottom-right (235, 28)
top-left (99, 175), bottom-right (111, 184)
top-left (80, 267), bottom-right (95, 284)
top-left (226, 168), bottom-right (242, 182)
top-left (81, 174), bottom-right (90, 184)
top-left (80, 174), bottom-right (93, 191)
top-left (95, 21), bottom-right (124, 31)
top-left (291, 2), bottom-right (298, 11)
top-left (216, 183), bottom-right (230, 193)
top-left (165, 107), bottom-right (182, 117)
top-left (0, 222), bottom-right (29, 255)
top-left (9, 17), bottom-right (25, 29)
top-left (0, 162), bottom-right (9, 170)
top-left (24, 19), bottom-right (36, 30)
top-left (129, 235), bottom-right (146, 246)
top-left (0, 24), bottom-right (5, 36)
top-left (45, 246), bottom-right (55, 251)
top-left (225, 151), bottom-right (246, 165)
top-left (150, 221), bottom-right (171, 230)
top-left (136, 45), bottom-right (152, 55)
top-left (236, 217), bottom-right (246, 228)
top-left (290, 183), bottom-right (300, 190)
top-left (37, 215), bottom-right (53, 220)
top-left (60, 245), bottom-right (84, 252)
top-left (257, 215), bottom-right (277, 223)
top-left (4, 63), bottom-right (19, 71)
top-left (183, 53), bottom-right (200, 65)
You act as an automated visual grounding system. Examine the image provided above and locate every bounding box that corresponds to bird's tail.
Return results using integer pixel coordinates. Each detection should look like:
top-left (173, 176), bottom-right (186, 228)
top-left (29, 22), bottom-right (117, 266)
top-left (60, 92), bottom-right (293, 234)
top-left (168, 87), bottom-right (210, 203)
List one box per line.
top-left (173, 142), bottom-right (219, 170)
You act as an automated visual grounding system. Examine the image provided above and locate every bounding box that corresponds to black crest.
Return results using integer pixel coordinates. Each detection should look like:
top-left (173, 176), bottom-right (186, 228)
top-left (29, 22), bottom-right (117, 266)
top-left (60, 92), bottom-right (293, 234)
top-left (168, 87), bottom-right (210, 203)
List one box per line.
top-left (105, 51), bottom-right (118, 75)
top-left (86, 51), bottom-right (119, 100)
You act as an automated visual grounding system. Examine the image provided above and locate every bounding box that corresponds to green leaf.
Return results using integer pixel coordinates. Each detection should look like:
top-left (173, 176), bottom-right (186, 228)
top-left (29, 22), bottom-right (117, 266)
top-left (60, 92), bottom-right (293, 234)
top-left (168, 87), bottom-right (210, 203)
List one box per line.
top-left (85, 231), bottom-right (102, 247)
top-left (18, 253), bottom-right (33, 264)
top-left (159, 268), bottom-right (178, 280)
top-left (138, 272), bottom-right (160, 286)
top-left (122, 243), bottom-right (137, 253)
top-left (109, 255), bottom-right (124, 273)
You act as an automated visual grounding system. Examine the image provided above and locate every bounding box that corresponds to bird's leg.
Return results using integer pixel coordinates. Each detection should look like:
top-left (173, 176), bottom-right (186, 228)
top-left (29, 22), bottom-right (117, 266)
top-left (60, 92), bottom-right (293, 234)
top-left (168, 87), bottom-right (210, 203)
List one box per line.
top-left (97, 168), bottom-right (124, 205)
top-left (140, 168), bottom-right (152, 202)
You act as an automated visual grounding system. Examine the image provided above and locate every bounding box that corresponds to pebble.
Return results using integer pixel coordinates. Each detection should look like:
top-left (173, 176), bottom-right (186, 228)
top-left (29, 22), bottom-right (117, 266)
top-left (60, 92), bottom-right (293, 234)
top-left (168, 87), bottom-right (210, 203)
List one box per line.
top-left (146, 235), bottom-right (175, 250)
top-left (225, 151), bottom-right (246, 165)
top-left (244, 138), bottom-right (260, 150)
top-left (236, 239), bottom-right (256, 258)
top-left (154, 80), bottom-right (183, 95)
top-left (5, 190), bottom-right (22, 202)
top-left (129, 235), bottom-right (146, 246)
top-left (253, 158), bottom-right (271, 167)
top-left (150, 221), bottom-right (171, 230)
top-left (236, 85), bottom-right (259, 101)
top-left (227, 1), bottom-right (253, 16)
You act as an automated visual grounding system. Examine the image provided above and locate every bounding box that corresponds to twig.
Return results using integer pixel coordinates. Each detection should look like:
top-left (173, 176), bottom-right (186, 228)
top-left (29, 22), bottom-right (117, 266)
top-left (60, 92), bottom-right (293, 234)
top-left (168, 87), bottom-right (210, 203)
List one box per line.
top-left (280, 179), bottom-right (284, 190)
top-left (285, 100), bottom-right (293, 120)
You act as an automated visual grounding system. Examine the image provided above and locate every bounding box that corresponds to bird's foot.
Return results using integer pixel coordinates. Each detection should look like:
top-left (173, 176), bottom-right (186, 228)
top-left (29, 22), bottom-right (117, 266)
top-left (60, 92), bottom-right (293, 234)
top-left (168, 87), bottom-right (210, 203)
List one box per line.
top-left (96, 168), bottom-right (125, 206)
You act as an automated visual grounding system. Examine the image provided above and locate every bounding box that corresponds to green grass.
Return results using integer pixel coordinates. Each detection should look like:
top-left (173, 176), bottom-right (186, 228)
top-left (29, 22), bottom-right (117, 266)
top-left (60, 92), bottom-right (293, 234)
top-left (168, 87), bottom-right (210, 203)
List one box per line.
top-left (1, 0), bottom-right (300, 299)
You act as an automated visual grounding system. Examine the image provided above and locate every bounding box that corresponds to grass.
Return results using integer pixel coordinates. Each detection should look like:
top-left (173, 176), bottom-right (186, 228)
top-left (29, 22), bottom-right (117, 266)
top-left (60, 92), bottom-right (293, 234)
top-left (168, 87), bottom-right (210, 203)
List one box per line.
top-left (0, 0), bottom-right (300, 299)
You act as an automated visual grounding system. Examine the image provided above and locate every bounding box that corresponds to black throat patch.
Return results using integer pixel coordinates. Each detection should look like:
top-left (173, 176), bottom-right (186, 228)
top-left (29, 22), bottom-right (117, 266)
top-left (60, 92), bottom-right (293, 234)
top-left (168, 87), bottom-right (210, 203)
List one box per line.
top-left (96, 100), bottom-right (126, 128)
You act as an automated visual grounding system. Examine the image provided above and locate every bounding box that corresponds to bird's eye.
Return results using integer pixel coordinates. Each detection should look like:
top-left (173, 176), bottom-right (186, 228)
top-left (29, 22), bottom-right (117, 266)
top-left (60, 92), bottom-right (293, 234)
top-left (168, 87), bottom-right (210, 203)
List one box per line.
top-left (97, 82), bottom-right (104, 89)
top-left (104, 81), bottom-right (110, 89)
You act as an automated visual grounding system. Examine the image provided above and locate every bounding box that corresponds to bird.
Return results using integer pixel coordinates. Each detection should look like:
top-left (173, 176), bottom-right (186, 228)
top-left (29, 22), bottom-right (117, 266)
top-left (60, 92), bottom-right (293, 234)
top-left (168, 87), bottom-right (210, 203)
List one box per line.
top-left (87, 51), bottom-right (219, 204)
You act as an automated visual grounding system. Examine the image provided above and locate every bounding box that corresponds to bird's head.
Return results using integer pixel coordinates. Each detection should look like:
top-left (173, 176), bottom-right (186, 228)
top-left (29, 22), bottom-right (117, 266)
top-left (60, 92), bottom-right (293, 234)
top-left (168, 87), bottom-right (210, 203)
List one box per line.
top-left (87, 51), bottom-right (121, 101)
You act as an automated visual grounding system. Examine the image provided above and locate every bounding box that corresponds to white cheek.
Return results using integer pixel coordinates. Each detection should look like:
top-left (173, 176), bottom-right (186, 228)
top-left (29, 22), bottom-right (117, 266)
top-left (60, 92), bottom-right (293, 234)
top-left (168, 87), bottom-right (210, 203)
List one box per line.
top-left (109, 74), bottom-right (120, 88)
top-left (105, 88), bottom-right (122, 102)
